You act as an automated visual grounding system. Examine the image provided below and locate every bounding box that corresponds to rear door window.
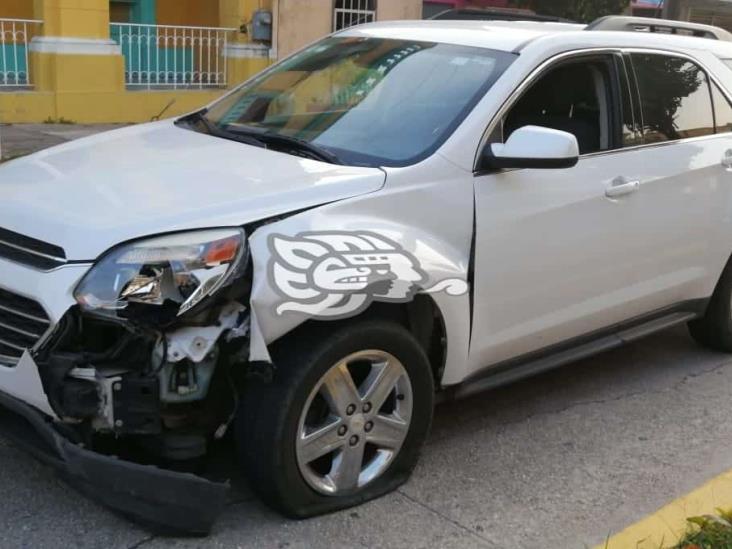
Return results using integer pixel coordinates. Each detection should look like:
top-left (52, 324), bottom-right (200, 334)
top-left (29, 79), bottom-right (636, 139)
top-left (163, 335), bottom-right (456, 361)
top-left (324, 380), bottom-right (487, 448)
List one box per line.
top-left (630, 54), bottom-right (714, 143)
top-left (712, 82), bottom-right (732, 134)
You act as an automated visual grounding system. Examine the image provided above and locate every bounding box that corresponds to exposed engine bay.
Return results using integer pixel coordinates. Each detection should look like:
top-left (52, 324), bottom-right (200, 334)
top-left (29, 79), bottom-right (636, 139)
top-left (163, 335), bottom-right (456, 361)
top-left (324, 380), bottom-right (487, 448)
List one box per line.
top-left (35, 298), bottom-right (256, 464)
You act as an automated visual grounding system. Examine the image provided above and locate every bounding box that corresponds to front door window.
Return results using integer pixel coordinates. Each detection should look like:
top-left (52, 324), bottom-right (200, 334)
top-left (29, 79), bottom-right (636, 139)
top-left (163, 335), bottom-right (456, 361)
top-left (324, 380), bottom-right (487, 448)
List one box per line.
top-left (500, 57), bottom-right (616, 155)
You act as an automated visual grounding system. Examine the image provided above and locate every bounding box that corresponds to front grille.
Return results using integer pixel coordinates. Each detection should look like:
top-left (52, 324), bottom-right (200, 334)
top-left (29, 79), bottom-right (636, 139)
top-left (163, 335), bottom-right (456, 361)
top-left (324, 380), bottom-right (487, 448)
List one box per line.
top-left (0, 288), bottom-right (51, 366)
top-left (0, 227), bottom-right (66, 271)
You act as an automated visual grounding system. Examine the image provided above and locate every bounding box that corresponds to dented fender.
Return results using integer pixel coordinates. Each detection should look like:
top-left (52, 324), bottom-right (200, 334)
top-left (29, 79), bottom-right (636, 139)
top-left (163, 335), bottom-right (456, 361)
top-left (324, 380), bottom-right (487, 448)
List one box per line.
top-left (246, 156), bottom-right (476, 387)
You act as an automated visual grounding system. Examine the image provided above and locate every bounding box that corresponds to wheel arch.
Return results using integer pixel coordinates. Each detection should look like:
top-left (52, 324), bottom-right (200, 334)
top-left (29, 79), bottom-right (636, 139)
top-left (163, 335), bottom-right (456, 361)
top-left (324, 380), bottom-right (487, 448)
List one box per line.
top-left (267, 296), bottom-right (448, 385)
top-left (243, 170), bottom-right (475, 388)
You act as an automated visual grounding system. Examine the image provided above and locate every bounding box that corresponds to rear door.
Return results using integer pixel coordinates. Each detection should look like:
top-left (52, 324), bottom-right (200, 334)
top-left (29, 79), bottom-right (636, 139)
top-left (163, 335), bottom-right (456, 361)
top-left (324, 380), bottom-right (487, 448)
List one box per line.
top-left (468, 50), bottom-right (732, 375)
top-left (616, 52), bottom-right (731, 314)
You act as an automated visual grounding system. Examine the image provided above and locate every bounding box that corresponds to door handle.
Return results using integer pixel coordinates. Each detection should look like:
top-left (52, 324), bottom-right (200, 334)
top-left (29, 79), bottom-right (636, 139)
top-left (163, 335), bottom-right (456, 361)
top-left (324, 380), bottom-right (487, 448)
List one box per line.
top-left (605, 178), bottom-right (640, 198)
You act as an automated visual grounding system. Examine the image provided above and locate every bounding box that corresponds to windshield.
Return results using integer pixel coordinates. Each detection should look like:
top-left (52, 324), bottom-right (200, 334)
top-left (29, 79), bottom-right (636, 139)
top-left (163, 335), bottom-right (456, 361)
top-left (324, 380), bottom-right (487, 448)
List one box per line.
top-left (201, 37), bottom-right (515, 167)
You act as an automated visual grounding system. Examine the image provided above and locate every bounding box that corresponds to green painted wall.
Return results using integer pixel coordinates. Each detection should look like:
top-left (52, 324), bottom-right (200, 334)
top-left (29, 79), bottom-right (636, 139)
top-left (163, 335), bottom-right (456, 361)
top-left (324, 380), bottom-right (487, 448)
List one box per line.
top-left (112, 0), bottom-right (157, 24)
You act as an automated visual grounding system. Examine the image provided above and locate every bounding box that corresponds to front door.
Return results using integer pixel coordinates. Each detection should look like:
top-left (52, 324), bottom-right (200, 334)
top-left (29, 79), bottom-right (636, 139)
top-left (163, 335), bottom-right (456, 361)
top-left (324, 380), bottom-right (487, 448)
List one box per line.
top-left (469, 52), bottom-right (648, 373)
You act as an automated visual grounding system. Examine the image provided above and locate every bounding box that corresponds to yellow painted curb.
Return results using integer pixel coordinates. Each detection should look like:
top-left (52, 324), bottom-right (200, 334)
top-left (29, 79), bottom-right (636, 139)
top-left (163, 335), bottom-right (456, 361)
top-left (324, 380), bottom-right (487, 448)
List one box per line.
top-left (595, 470), bottom-right (732, 548)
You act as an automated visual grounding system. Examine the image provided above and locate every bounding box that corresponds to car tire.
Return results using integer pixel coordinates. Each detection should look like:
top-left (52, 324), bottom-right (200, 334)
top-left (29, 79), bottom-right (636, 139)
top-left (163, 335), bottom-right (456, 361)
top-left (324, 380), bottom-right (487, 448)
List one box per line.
top-left (689, 256), bottom-right (732, 352)
top-left (236, 319), bottom-right (434, 518)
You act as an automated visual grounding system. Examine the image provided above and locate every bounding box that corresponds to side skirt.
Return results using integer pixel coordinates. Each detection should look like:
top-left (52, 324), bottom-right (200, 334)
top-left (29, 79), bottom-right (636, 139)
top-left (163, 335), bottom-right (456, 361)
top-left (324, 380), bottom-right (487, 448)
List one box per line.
top-left (439, 299), bottom-right (708, 403)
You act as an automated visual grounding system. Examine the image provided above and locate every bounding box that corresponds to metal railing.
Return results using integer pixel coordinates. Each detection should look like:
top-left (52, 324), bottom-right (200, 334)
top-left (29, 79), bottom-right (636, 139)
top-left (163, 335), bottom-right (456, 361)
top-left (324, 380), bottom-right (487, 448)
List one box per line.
top-left (110, 23), bottom-right (236, 89)
top-left (333, 0), bottom-right (376, 31)
top-left (0, 18), bottom-right (42, 88)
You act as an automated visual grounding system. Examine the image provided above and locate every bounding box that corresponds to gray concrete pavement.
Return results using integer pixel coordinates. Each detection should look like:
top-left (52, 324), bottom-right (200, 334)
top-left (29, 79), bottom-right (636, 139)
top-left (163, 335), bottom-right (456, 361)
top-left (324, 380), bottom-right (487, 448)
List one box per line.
top-left (4, 325), bottom-right (732, 548)
top-left (0, 123), bottom-right (127, 160)
top-left (3, 125), bottom-right (732, 547)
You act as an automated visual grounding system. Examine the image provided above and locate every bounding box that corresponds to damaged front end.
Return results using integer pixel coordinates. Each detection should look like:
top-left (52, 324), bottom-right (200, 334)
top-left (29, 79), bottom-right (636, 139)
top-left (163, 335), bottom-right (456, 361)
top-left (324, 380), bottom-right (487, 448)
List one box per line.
top-left (39, 301), bottom-right (251, 461)
top-left (2, 228), bottom-right (266, 534)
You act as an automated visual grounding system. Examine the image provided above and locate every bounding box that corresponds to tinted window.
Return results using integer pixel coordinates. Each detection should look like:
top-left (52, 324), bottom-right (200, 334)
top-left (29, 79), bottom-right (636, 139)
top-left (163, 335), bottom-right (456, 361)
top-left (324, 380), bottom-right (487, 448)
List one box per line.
top-left (631, 54), bottom-right (714, 143)
top-left (503, 58), bottom-right (613, 155)
top-left (713, 83), bottom-right (732, 133)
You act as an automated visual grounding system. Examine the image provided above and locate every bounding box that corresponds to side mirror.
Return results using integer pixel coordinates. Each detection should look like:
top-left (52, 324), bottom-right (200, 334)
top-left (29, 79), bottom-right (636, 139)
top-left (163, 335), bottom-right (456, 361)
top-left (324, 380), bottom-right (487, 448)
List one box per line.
top-left (479, 125), bottom-right (580, 171)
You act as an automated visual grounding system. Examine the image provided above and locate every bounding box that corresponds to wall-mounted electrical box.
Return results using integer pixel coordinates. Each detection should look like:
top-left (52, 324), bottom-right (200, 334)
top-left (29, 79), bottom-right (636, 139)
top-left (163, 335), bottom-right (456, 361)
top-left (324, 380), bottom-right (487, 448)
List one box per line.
top-left (252, 10), bottom-right (273, 43)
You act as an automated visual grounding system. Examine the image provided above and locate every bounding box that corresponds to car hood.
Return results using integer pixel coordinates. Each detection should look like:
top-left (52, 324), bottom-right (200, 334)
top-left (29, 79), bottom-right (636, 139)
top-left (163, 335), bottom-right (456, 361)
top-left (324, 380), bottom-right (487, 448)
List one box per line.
top-left (0, 121), bottom-right (385, 260)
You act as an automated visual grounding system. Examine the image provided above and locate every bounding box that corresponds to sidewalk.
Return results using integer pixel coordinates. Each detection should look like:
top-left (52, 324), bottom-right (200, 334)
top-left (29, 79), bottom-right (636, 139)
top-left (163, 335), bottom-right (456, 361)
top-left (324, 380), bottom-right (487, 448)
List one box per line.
top-left (598, 469), bottom-right (732, 548)
top-left (0, 123), bottom-right (128, 161)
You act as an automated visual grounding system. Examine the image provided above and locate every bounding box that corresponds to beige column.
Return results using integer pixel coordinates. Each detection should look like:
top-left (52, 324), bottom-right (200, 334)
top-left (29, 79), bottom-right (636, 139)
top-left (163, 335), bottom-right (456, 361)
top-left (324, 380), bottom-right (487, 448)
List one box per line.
top-left (29, 0), bottom-right (124, 118)
top-left (220, 0), bottom-right (273, 87)
top-left (33, 0), bottom-right (112, 39)
top-left (377, 0), bottom-right (422, 21)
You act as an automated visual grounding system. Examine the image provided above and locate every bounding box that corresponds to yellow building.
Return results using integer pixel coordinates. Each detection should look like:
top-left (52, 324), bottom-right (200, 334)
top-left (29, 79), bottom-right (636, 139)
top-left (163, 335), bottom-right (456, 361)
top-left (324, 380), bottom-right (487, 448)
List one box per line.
top-left (0, 0), bottom-right (421, 123)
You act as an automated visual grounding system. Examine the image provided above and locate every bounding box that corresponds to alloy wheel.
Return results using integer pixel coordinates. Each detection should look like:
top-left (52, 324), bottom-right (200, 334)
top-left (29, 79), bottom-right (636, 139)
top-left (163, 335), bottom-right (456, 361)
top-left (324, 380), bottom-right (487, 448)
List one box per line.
top-left (295, 350), bottom-right (413, 496)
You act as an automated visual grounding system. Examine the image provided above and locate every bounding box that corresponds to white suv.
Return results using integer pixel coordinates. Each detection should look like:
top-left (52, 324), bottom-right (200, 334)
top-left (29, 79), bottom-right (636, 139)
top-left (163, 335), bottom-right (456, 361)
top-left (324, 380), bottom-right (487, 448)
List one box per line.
top-left (1, 15), bottom-right (732, 533)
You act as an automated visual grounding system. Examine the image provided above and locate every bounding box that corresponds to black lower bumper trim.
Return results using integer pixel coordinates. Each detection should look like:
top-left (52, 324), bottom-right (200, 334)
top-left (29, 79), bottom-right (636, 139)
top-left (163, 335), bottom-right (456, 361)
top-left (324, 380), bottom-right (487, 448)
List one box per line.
top-left (0, 389), bottom-right (229, 535)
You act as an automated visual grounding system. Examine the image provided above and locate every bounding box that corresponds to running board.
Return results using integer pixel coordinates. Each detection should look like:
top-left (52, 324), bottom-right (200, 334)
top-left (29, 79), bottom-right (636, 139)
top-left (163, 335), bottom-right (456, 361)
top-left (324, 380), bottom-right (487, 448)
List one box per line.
top-left (616, 311), bottom-right (696, 343)
top-left (442, 310), bottom-right (699, 402)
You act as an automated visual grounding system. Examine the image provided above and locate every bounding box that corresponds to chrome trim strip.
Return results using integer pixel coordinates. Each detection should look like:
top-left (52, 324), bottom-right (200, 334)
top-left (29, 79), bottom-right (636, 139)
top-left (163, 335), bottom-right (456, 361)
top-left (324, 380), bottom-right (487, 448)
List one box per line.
top-left (0, 284), bottom-right (60, 354)
top-left (0, 337), bottom-right (25, 351)
top-left (32, 321), bottom-right (58, 353)
top-left (579, 133), bottom-right (730, 159)
top-left (0, 303), bottom-right (51, 325)
top-left (0, 237), bottom-right (66, 264)
top-left (0, 285), bottom-right (56, 355)
top-left (475, 46), bottom-right (732, 169)
top-left (0, 319), bottom-right (41, 339)
top-left (6, 261), bottom-right (94, 275)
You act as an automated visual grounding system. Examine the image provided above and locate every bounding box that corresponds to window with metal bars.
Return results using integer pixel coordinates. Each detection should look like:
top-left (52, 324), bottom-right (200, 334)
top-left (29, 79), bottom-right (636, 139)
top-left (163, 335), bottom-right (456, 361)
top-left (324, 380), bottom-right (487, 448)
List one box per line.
top-left (333, 0), bottom-right (377, 32)
top-left (689, 7), bottom-right (732, 33)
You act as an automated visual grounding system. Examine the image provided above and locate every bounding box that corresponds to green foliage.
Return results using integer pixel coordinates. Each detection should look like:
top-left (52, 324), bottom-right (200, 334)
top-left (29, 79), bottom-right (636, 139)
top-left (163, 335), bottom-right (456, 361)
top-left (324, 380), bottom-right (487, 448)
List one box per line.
top-left (513, 0), bottom-right (632, 23)
top-left (631, 55), bottom-right (703, 141)
top-left (674, 509), bottom-right (732, 549)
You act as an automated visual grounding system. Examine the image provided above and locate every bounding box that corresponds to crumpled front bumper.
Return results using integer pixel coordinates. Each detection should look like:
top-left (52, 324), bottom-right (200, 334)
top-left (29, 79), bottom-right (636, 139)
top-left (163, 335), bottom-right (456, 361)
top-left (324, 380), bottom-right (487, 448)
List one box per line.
top-left (0, 388), bottom-right (229, 535)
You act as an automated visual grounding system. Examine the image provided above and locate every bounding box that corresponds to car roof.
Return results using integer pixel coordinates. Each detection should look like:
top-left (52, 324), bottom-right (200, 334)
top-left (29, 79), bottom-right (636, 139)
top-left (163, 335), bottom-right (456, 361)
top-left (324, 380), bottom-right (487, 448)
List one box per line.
top-left (340, 20), bottom-right (732, 58)
top-left (429, 8), bottom-right (575, 24)
top-left (341, 20), bottom-right (584, 52)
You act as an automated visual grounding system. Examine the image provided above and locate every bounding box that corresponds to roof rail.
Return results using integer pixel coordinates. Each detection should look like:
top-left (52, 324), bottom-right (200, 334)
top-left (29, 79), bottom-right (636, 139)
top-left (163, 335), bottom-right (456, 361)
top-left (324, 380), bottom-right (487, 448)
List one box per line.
top-left (586, 15), bottom-right (732, 42)
top-left (430, 8), bottom-right (575, 24)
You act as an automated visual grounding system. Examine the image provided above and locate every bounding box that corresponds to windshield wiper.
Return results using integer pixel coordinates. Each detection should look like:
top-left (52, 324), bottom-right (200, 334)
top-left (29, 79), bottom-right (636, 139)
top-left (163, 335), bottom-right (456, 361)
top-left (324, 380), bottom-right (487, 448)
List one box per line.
top-left (224, 124), bottom-right (342, 165)
top-left (179, 110), bottom-right (266, 149)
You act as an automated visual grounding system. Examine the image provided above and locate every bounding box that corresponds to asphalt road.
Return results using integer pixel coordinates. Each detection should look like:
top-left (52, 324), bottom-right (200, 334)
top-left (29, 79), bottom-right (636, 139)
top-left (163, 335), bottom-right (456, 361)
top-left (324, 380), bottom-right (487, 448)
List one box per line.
top-left (3, 324), bottom-right (732, 548)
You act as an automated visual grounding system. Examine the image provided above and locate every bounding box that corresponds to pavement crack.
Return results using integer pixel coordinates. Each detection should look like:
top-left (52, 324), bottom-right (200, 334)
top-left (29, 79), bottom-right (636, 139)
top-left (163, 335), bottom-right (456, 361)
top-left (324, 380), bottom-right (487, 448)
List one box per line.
top-left (431, 389), bottom-right (659, 444)
top-left (433, 356), bottom-right (732, 444)
top-left (512, 356), bottom-right (732, 425)
top-left (397, 489), bottom-right (499, 548)
top-left (128, 535), bottom-right (156, 549)
top-left (498, 389), bottom-right (655, 426)
top-left (672, 356), bottom-right (732, 389)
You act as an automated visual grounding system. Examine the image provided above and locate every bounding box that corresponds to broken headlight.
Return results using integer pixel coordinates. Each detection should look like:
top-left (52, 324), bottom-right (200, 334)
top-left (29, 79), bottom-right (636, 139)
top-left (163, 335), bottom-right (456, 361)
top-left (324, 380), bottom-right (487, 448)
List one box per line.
top-left (74, 229), bottom-right (247, 322)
